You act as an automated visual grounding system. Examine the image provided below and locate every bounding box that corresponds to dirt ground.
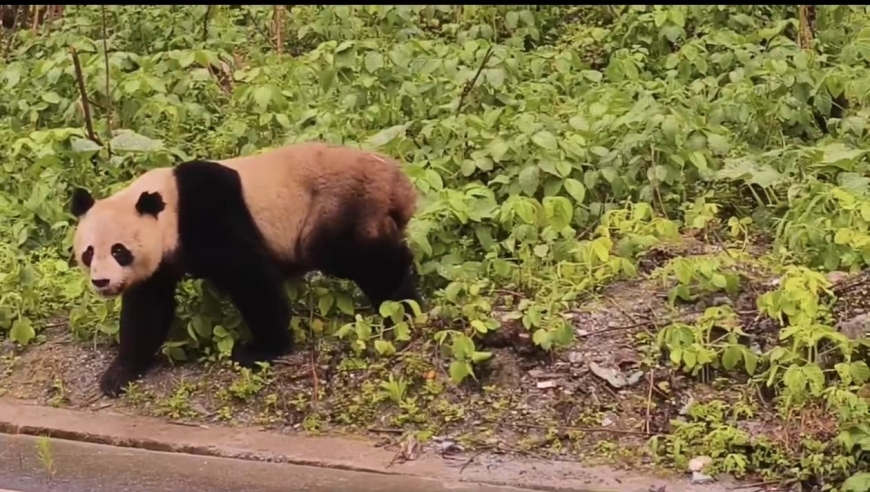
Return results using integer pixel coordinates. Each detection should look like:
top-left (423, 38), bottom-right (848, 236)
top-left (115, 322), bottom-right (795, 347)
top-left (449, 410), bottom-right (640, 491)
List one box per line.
top-left (0, 234), bottom-right (850, 485)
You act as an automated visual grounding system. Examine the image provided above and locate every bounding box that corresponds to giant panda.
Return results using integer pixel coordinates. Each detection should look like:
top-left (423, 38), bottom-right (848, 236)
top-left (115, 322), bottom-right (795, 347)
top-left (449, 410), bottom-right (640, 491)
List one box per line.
top-left (69, 142), bottom-right (421, 397)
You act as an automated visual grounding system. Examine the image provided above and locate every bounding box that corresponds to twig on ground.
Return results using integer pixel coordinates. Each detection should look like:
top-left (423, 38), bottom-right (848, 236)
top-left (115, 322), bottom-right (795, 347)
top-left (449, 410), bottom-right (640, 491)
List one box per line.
top-left (459, 447), bottom-right (492, 474)
top-left (367, 427), bottom-right (405, 434)
top-left (644, 371), bottom-right (654, 433)
top-left (309, 347), bottom-right (319, 404)
top-left (494, 288), bottom-right (527, 299)
top-left (605, 296), bottom-right (641, 325)
top-left (513, 422), bottom-right (658, 437)
top-left (583, 318), bottom-right (652, 336)
top-left (728, 478), bottom-right (793, 490)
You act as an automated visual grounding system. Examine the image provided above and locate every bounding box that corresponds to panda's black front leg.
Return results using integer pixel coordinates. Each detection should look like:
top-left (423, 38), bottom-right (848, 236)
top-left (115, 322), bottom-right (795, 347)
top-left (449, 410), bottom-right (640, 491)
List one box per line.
top-left (100, 270), bottom-right (179, 397)
top-left (214, 264), bottom-right (293, 368)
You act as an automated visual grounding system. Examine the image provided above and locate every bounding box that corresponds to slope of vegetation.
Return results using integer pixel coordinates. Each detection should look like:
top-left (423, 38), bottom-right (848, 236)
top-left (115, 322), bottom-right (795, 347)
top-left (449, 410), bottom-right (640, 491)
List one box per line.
top-left (4, 5), bottom-right (870, 490)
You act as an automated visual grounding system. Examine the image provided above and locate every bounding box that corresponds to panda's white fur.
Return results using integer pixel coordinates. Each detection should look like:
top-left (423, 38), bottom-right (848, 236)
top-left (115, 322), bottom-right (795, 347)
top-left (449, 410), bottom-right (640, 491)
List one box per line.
top-left (73, 168), bottom-right (178, 297)
top-left (70, 142), bottom-right (421, 397)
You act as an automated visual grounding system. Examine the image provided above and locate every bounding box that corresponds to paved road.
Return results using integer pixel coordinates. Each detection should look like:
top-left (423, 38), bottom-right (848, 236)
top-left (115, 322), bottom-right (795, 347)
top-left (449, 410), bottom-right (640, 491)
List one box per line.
top-left (0, 434), bottom-right (529, 492)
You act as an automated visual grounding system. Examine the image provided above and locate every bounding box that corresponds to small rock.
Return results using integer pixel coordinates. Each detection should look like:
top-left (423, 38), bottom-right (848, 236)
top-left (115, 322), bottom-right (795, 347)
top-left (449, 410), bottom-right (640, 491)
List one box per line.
top-left (439, 440), bottom-right (464, 456)
top-left (567, 351), bottom-right (584, 364)
top-left (688, 455), bottom-right (712, 472)
top-left (827, 271), bottom-right (850, 284)
top-left (710, 295), bottom-right (733, 307)
top-left (0, 340), bottom-right (16, 357)
top-left (626, 370), bottom-right (645, 386)
top-left (528, 369), bottom-right (561, 379)
top-left (678, 396), bottom-right (695, 416)
top-left (589, 361), bottom-right (631, 389)
top-left (191, 403), bottom-right (209, 416)
top-left (600, 416), bottom-right (613, 427)
top-left (576, 328), bottom-right (589, 337)
top-left (838, 313), bottom-right (870, 340)
top-left (690, 471), bottom-right (714, 484)
top-left (536, 380), bottom-right (557, 389)
top-left (714, 473), bottom-right (737, 486)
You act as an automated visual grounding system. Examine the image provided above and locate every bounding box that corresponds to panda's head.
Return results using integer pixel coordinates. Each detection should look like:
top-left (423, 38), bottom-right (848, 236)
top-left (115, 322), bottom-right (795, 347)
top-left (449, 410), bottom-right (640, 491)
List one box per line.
top-left (70, 187), bottom-right (167, 297)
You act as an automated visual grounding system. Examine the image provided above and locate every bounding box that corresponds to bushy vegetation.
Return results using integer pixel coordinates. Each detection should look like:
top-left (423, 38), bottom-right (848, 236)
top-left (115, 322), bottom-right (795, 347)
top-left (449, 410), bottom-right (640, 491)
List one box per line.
top-left (7, 5), bottom-right (870, 489)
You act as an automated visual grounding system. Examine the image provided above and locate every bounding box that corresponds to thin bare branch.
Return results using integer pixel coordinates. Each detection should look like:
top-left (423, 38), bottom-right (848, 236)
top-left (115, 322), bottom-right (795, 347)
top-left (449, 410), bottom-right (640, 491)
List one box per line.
top-left (100, 5), bottom-right (113, 156)
top-left (69, 47), bottom-right (102, 148)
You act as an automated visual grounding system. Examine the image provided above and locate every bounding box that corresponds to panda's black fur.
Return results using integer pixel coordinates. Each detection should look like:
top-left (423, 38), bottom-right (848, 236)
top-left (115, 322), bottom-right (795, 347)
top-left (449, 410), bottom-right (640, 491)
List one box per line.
top-left (71, 143), bottom-right (421, 397)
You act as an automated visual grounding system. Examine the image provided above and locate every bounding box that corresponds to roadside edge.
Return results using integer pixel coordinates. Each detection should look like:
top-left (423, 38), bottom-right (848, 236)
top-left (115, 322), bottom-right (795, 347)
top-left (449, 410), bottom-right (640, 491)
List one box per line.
top-left (0, 398), bottom-right (733, 492)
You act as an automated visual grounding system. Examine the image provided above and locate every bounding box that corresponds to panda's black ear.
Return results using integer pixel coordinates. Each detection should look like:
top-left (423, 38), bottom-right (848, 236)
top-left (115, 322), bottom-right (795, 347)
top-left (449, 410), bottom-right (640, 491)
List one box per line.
top-left (136, 191), bottom-right (165, 217)
top-left (70, 188), bottom-right (95, 217)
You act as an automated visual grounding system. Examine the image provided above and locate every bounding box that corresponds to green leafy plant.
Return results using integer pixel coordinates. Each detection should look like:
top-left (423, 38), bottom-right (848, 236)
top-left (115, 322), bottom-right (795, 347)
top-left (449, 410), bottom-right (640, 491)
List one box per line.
top-left (8, 4), bottom-right (870, 487)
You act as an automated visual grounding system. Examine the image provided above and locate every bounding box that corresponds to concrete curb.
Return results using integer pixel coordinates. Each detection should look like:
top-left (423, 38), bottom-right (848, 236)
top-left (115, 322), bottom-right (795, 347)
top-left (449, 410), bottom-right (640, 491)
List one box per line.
top-left (0, 398), bottom-right (734, 492)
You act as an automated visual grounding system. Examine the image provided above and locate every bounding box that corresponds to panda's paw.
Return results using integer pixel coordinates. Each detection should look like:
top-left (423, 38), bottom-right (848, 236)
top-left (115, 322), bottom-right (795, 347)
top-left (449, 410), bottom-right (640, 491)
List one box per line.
top-left (230, 343), bottom-right (277, 370)
top-left (99, 363), bottom-right (140, 398)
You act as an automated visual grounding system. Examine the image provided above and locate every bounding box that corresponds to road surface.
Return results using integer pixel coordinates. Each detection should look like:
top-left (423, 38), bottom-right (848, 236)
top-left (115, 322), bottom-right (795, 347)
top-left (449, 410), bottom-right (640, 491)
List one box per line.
top-left (0, 433), bottom-right (530, 492)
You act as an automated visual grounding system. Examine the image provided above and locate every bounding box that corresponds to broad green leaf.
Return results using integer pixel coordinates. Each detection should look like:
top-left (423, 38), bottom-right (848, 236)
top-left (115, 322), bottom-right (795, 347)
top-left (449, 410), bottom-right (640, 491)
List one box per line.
top-left (318, 292), bottom-right (334, 316)
top-left (110, 131), bottom-right (164, 153)
top-left (364, 52), bottom-right (384, 73)
top-left (518, 165), bottom-right (540, 196)
top-left (367, 124), bottom-right (407, 148)
top-left (190, 316), bottom-right (212, 338)
top-left (253, 86), bottom-right (272, 110)
top-left (581, 70), bottom-right (603, 83)
top-left (471, 351), bottom-right (492, 363)
top-left (336, 293), bottom-right (355, 316)
top-left (706, 133), bottom-right (731, 154)
top-left (10, 318), bottom-right (35, 345)
top-left (71, 138), bottom-right (102, 153)
top-left (852, 361), bottom-right (870, 384)
top-left (485, 68), bottom-right (505, 88)
top-left (41, 92), bottom-right (61, 104)
top-left (661, 116), bottom-right (680, 141)
top-left (564, 178), bottom-right (586, 204)
top-left (722, 345), bottom-right (741, 370)
top-left (449, 360), bottom-right (472, 383)
top-left (489, 139), bottom-right (509, 162)
top-left (743, 349), bottom-right (758, 376)
top-left (531, 130), bottom-right (558, 151)
top-left (505, 11), bottom-right (519, 29)
top-left (543, 196), bottom-right (573, 230)
top-left (4, 63), bottom-right (21, 88)
top-left (374, 339), bottom-right (396, 356)
top-left (843, 472), bottom-right (870, 492)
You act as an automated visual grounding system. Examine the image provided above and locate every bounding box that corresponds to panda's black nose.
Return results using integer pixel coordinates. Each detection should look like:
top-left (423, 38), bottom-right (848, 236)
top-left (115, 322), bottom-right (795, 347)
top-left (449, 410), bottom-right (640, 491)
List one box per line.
top-left (91, 278), bottom-right (110, 288)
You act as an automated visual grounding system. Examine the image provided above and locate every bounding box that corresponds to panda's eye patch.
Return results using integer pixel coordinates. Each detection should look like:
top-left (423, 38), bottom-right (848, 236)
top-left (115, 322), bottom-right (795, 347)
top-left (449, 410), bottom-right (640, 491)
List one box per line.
top-left (82, 246), bottom-right (94, 267)
top-left (111, 243), bottom-right (133, 266)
